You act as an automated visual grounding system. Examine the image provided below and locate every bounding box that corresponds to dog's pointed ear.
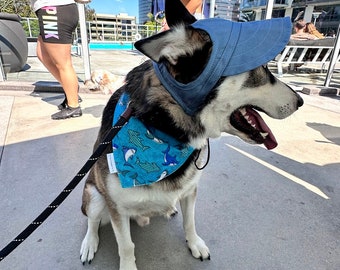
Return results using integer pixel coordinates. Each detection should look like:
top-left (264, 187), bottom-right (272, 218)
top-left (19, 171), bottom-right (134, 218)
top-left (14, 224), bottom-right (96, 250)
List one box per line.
top-left (134, 0), bottom-right (198, 64)
top-left (165, 0), bottom-right (196, 27)
top-left (135, 27), bottom-right (191, 64)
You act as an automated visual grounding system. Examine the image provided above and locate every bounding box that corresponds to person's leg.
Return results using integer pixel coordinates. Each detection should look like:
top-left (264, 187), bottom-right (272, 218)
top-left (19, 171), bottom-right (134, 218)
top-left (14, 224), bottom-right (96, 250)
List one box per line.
top-left (36, 36), bottom-right (62, 82)
top-left (35, 3), bottom-right (81, 117)
top-left (37, 39), bottom-right (79, 108)
top-left (37, 36), bottom-right (82, 110)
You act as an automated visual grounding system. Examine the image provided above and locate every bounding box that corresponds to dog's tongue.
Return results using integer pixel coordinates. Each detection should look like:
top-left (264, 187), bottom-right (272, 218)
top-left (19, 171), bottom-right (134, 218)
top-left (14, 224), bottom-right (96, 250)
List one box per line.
top-left (246, 108), bottom-right (278, 150)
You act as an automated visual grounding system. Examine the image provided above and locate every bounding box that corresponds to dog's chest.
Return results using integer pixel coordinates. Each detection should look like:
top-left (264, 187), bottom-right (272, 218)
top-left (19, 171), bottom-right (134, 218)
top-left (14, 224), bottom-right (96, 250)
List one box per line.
top-left (106, 171), bottom-right (201, 216)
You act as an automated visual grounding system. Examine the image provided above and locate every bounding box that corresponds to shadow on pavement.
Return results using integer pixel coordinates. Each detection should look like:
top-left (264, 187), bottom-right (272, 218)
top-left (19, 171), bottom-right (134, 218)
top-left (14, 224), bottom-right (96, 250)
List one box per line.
top-left (307, 122), bottom-right (340, 145)
top-left (0, 130), bottom-right (339, 269)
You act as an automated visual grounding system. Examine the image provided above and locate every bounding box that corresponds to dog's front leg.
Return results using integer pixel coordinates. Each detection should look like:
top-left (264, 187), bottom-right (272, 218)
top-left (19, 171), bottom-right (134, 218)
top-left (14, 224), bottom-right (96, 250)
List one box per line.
top-left (111, 214), bottom-right (137, 270)
top-left (180, 187), bottom-right (210, 261)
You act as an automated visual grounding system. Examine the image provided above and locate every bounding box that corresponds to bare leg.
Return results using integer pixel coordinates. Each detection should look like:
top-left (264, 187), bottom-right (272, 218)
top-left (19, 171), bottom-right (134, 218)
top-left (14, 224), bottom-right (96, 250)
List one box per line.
top-left (36, 36), bottom-right (79, 108)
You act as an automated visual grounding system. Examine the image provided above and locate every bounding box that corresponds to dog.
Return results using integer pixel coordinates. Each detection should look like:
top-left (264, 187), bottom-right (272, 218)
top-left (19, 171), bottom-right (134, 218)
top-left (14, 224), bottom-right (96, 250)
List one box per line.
top-left (80, 0), bottom-right (303, 269)
top-left (85, 69), bottom-right (124, 95)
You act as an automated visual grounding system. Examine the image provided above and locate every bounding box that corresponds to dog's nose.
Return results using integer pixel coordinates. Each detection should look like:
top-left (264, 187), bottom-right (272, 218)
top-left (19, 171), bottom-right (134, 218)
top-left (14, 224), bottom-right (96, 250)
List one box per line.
top-left (297, 94), bottom-right (304, 107)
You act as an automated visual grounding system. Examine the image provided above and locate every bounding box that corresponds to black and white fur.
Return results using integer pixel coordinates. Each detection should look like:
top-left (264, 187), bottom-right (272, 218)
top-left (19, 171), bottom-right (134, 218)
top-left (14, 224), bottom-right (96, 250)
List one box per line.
top-left (80, 1), bottom-right (303, 269)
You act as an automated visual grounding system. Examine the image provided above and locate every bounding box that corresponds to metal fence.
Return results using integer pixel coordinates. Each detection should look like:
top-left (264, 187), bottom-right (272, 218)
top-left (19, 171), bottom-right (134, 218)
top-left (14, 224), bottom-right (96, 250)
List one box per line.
top-left (21, 17), bottom-right (161, 43)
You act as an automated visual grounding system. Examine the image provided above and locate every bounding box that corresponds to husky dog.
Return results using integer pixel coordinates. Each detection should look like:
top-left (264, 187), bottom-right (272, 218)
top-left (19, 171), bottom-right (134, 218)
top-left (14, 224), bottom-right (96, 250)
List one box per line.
top-left (80, 0), bottom-right (303, 269)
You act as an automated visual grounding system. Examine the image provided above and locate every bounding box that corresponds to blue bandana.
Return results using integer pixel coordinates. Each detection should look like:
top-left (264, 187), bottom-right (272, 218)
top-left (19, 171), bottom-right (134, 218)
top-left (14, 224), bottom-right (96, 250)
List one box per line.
top-left (110, 93), bottom-right (194, 188)
top-left (153, 17), bottom-right (291, 115)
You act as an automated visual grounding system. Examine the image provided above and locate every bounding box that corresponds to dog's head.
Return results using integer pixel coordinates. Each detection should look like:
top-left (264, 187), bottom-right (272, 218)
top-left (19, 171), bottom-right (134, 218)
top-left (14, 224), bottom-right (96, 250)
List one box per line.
top-left (133, 0), bottom-right (303, 150)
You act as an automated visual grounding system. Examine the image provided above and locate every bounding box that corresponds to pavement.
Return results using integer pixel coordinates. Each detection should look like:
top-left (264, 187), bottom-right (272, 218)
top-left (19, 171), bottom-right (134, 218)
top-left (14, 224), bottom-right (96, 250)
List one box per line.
top-left (0, 51), bottom-right (339, 270)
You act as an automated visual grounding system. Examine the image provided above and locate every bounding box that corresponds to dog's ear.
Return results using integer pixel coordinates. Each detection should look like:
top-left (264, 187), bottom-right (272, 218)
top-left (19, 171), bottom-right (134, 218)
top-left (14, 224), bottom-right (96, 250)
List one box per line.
top-left (135, 26), bottom-right (203, 65)
top-left (165, 0), bottom-right (196, 27)
top-left (135, 0), bottom-right (199, 64)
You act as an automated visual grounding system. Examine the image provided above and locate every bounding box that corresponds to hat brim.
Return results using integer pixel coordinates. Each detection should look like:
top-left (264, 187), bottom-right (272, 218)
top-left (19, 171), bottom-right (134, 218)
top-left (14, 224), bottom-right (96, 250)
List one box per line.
top-left (192, 17), bottom-right (292, 76)
top-left (223, 17), bottom-right (291, 76)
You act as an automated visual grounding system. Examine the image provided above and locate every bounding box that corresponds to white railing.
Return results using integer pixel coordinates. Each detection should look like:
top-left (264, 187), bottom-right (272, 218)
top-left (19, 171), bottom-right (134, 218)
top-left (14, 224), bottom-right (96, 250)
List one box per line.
top-left (21, 17), bottom-right (161, 42)
top-left (274, 40), bottom-right (340, 76)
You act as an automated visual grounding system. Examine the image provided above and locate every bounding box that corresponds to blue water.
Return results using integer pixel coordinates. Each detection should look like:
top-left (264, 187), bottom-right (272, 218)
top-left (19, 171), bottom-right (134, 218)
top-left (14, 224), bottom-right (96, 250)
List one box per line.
top-left (89, 42), bottom-right (135, 50)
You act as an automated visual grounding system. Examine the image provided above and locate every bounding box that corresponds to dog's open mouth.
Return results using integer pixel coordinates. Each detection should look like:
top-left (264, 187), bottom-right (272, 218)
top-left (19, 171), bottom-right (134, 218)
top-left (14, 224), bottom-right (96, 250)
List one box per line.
top-left (230, 106), bottom-right (278, 150)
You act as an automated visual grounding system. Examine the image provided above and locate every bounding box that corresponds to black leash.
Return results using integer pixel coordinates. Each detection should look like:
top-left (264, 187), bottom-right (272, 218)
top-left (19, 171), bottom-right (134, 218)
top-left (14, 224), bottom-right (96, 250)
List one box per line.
top-left (0, 106), bottom-right (132, 262)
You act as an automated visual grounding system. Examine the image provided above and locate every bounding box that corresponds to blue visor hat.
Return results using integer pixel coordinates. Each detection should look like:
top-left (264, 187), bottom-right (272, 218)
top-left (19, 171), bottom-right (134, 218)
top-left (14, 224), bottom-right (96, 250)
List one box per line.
top-left (153, 17), bottom-right (291, 115)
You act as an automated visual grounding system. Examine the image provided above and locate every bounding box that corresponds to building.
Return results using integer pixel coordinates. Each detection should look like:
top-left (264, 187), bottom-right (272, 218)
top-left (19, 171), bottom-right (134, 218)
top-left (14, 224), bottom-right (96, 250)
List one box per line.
top-left (212, 0), bottom-right (241, 21)
top-left (89, 13), bottom-right (137, 41)
top-left (138, 0), bottom-right (168, 24)
top-left (139, 0), bottom-right (153, 24)
top-left (240, 0), bottom-right (340, 35)
top-left (139, 0), bottom-right (241, 22)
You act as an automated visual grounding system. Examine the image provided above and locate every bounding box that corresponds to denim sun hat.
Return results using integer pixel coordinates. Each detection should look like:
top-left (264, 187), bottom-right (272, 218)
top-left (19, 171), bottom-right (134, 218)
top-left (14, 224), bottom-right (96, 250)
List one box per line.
top-left (153, 17), bottom-right (291, 116)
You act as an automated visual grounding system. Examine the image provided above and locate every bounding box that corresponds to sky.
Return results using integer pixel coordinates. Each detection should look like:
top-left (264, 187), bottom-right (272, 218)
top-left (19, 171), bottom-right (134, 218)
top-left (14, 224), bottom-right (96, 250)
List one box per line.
top-left (88, 0), bottom-right (139, 17)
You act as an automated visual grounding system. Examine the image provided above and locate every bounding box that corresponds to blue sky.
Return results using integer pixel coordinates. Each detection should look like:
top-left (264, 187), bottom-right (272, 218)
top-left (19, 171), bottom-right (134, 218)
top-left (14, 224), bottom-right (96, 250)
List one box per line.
top-left (88, 0), bottom-right (139, 17)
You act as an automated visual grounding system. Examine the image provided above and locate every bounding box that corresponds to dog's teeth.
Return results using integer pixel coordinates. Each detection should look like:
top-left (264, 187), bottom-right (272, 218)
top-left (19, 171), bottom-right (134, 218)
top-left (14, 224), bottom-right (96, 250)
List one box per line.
top-left (251, 124), bottom-right (256, 128)
top-left (260, 132), bottom-right (268, 138)
top-left (245, 115), bottom-right (250, 121)
top-left (240, 108), bottom-right (247, 116)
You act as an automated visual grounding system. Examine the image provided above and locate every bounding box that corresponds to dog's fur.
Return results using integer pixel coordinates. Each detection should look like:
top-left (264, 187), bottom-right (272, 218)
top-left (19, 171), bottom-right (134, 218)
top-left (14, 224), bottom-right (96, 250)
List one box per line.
top-left (80, 1), bottom-right (303, 269)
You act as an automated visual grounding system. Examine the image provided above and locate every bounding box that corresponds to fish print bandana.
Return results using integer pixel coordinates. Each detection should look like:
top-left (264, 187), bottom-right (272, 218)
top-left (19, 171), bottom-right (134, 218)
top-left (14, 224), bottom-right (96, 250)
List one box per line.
top-left (110, 93), bottom-right (194, 188)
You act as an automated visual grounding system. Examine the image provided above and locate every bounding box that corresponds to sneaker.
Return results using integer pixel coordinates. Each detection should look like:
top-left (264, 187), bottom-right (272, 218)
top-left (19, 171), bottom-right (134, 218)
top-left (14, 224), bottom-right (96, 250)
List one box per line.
top-left (58, 95), bottom-right (83, 110)
top-left (51, 106), bottom-right (82, 120)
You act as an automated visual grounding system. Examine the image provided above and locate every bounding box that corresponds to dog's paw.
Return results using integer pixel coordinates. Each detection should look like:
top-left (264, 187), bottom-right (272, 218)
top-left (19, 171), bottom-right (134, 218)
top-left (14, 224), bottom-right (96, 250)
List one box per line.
top-left (80, 233), bottom-right (99, 264)
top-left (166, 207), bottom-right (179, 219)
top-left (187, 236), bottom-right (211, 261)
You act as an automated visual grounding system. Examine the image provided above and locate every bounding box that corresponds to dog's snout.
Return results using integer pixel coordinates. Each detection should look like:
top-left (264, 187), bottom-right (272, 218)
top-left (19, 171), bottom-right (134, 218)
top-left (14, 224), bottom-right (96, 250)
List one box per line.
top-left (296, 93), bottom-right (304, 108)
top-left (289, 85), bottom-right (304, 108)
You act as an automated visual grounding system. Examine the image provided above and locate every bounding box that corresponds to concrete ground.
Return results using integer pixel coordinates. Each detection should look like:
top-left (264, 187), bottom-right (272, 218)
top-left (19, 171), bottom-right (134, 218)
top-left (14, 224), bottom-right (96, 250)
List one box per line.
top-left (0, 51), bottom-right (339, 270)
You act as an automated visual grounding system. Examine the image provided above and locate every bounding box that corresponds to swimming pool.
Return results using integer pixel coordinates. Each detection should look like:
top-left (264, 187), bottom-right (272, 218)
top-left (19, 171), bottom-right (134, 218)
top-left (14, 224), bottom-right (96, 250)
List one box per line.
top-left (89, 42), bottom-right (135, 50)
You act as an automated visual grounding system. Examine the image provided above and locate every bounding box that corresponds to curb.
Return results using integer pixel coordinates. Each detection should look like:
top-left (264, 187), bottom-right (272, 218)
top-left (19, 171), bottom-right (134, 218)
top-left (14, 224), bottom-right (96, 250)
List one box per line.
top-left (0, 80), bottom-right (93, 93)
top-left (301, 84), bottom-right (339, 96)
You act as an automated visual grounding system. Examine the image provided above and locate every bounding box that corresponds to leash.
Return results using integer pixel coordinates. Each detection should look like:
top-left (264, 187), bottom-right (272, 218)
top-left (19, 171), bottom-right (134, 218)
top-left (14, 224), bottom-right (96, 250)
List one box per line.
top-left (0, 106), bottom-right (132, 262)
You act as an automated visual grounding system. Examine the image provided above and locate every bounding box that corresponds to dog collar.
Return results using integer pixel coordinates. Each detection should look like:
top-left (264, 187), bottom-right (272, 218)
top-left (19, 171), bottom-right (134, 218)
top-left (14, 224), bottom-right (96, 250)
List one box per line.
top-left (153, 17), bottom-right (291, 116)
top-left (110, 93), bottom-right (195, 188)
